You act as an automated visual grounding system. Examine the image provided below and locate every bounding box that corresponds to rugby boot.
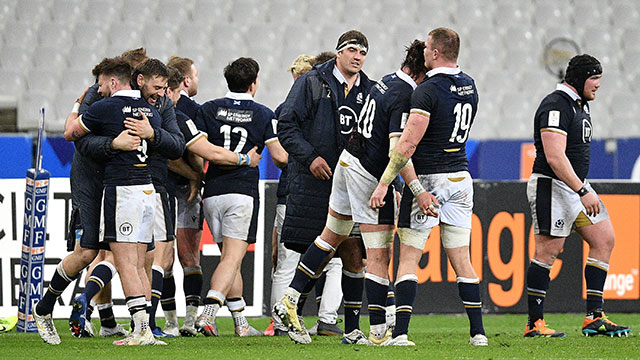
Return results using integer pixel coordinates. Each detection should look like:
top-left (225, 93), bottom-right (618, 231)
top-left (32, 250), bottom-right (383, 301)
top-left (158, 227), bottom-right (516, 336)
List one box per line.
top-left (342, 329), bottom-right (372, 345)
top-left (582, 310), bottom-right (631, 337)
top-left (235, 322), bottom-right (263, 337)
top-left (179, 305), bottom-right (198, 337)
top-left (469, 333), bottom-right (488, 346)
top-left (195, 313), bottom-right (218, 337)
top-left (69, 294), bottom-right (88, 337)
top-left (287, 316), bottom-right (312, 344)
top-left (33, 302), bottom-right (61, 345)
top-left (524, 319), bottom-right (566, 338)
top-left (273, 294), bottom-right (303, 333)
top-left (163, 319), bottom-right (180, 337)
top-left (381, 334), bottom-right (415, 346)
top-left (100, 323), bottom-right (129, 337)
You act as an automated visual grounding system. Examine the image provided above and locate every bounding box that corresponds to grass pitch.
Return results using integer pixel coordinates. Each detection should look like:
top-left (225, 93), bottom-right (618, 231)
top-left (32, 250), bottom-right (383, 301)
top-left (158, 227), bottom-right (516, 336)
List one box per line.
top-left (1, 313), bottom-right (639, 359)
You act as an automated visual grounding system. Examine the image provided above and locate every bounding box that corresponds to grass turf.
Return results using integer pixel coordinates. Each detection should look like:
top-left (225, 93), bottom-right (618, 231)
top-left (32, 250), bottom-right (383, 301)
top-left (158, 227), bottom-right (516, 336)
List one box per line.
top-left (1, 313), bottom-right (639, 359)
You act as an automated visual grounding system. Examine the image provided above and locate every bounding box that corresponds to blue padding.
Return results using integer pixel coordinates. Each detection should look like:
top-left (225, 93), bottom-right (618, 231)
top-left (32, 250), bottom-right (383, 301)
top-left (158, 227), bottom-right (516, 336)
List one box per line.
top-left (42, 136), bottom-right (74, 177)
top-left (0, 135), bottom-right (33, 178)
top-left (258, 146), bottom-right (282, 180)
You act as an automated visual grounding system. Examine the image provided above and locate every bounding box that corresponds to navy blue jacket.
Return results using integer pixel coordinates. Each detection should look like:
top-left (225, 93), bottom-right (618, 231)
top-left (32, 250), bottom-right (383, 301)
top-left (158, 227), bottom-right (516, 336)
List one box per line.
top-left (277, 58), bottom-right (372, 252)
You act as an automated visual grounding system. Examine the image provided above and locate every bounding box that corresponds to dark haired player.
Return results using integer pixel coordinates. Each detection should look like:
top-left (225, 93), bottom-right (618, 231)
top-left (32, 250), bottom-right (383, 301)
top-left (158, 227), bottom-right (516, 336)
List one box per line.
top-left (339, 39), bottom-right (427, 345)
top-left (371, 27), bottom-right (487, 346)
top-left (165, 56), bottom-right (204, 336)
top-left (523, 54), bottom-right (630, 338)
top-left (274, 30), bottom-right (374, 345)
top-left (193, 57), bottom-right (287, 337)
top-left (164, 66), bottom-right (263, 336)
top-left (63, 57), bottom-right (166, 346)
top-left (33, 57), bottom-right (142, 345)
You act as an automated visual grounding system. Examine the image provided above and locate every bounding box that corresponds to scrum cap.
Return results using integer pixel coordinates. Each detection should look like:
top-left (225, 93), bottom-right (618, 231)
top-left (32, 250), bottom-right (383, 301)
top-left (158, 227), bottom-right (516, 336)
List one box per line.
top-left (564, 54), bottom-right (602, 100)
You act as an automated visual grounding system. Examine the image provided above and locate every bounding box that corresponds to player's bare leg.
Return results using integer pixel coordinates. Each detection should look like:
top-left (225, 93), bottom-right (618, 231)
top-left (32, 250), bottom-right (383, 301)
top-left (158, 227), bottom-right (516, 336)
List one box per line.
top-left (361, 224), bottom-right (394, 344)
top-left (110, 242), bottom-right (161, 345)
top-left (149, 240), bottom-right (176, 337)
top-left (177, 227), bottom-right (202, 336)
top-left (578, 220), bottom-right (629, 336)
top-left (445, 244), bottom-right (487, 346)
top-left (274, 209), bottom-right (349, 344)
top-left (525, 234), bottom-right (567, 338)
top-left (337, 236), bottom-right (370, 345)
top-left (196, 238), bottom-right (248, 337)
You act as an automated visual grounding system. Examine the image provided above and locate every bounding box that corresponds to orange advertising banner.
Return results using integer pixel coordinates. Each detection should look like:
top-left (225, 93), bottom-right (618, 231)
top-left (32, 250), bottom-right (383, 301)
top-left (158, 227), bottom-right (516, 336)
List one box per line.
top-left (520, 143), bottom-right (535, 180)
top-left (582, 195), bottom-right (640, 300)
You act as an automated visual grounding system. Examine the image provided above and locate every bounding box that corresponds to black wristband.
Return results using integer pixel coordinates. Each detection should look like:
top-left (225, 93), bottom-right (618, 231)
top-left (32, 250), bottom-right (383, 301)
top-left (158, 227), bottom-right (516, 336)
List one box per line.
top-left (576, 186), bottom-right (589, 197)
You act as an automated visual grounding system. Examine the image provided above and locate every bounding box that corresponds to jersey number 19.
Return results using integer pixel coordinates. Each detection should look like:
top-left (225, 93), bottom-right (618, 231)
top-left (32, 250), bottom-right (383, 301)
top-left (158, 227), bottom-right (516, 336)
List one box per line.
top-left (449, 102), bottom-right (472, 143)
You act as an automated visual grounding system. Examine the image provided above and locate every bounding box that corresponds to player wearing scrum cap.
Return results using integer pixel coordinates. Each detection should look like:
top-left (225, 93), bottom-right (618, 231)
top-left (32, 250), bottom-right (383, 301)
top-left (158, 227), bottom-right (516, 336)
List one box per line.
top-left (274, 30), bottom-right (374, 345)
top-left (523, 54), bottom-right (630, 338)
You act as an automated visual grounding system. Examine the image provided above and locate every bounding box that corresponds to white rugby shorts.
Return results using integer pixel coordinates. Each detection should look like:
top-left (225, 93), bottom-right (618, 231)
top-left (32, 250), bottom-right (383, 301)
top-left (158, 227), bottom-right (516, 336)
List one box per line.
top-left (176, 183), bottom-right (202, 229)
top-left (203, 193), bottom-right (259, 243)
top-left (527, 173), bottom-right (609, 237)
top-left (398, 170), bottom-right (473, 230)
top-left (100, 184), bottom-right (155, 244)
top-left (329, 150), bottom-right (396, 225)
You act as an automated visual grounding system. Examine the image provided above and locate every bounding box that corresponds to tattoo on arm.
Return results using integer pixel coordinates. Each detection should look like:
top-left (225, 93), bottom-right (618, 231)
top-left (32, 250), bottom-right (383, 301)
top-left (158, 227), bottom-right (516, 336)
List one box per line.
top-left (71, 130), bottom-right (84, 141)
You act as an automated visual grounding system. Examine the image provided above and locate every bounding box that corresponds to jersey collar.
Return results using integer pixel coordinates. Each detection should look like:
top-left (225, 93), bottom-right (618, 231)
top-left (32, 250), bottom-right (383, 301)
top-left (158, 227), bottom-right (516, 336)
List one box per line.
top-left (180, 89), bottom-right (189, 97)
top-left (426, 66), bottom-right (461, 78)
top-left (395, 69), bottom-right (418, 90)
top-left (225, 91), bottom-right (254, 101)
top-left (556, 83), bottom-right (580, 101)
top-left (333, 65), bottom-right (361, 87)
top-left (112, 89), bottom-right (141, 98)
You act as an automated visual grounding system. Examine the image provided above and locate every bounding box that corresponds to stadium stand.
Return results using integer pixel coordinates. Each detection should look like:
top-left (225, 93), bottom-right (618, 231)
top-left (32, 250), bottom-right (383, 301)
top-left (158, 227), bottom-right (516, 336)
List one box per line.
top-left (0, 0), bottom-right (636, 139)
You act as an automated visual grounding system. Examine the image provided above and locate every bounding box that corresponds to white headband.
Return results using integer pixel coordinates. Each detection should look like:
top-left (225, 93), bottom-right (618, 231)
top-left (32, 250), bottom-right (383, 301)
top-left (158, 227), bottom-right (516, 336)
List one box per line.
top-left (336, 39), bottom-right (368, 53)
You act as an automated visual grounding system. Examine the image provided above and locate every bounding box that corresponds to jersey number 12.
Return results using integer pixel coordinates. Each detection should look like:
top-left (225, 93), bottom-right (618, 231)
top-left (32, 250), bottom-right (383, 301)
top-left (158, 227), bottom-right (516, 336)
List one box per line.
top-left (220, 124), bottom-right (248, 152)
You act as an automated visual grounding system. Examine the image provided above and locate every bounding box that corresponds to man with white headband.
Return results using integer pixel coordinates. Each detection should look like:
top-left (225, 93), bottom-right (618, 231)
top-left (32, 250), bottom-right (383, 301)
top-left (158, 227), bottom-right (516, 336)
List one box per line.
top-left (275, 30), bottom-right (373, 345)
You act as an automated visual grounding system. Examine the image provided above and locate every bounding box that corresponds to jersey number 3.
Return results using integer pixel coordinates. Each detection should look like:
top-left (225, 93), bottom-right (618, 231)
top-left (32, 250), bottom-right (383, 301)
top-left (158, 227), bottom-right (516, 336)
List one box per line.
top-left (449, 102), bottom-right (472, 143)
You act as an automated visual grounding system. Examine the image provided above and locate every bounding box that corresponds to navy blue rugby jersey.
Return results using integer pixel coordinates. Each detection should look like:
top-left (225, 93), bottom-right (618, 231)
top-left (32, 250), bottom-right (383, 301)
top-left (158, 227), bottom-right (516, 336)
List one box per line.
top-left (194, 92), bottom-right (278, 198)
top-left (532, 84), bottom-right (592, 181)
top-left (169, 93), bottom-right (201, 187)
top-left (356, 70), bottom-right (416, 179)
top-left (79, 90), bottom-right (161, 186)
top-left (410, 67), bottom-right (478, 174)
top-left (331, 66), bottom-right (370, 146)
top-left (176, 93), bottom-right (200, 123)
top-left (176, 108), bottom-right (206, 147)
